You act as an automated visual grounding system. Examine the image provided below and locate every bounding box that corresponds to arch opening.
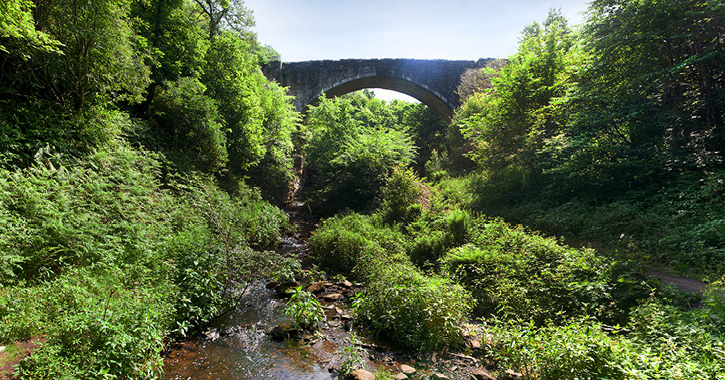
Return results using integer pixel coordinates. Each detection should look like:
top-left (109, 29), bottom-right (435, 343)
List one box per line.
top-left (306, 76), bottom-right (454, 120)
top-left (369, 88), bottom-right (420, 103)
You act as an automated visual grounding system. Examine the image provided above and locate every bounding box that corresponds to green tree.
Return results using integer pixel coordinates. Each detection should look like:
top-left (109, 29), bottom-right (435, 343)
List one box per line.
top-left (0, 0), bottom-right (60, 57)
top-left (33, 0), bottom-right (151, 115)
top-left (304, 94), bottom-right (416, 214)
top-left (244, 78), bottom-right (299, 204)
top-left (458, 10), bottom-right (575, 185)
top-left (192, 0), bottom-right (254, 39)
top-left (202, 32), bottom-right (266, 171)
top-left (131, 0), bottom-right (210, 113)
top-left (573, 0), bottom-right (725, 174)
top-left (389, 100), bottom-right (447, 173)
top-left (150, 77), bottom-right (227, 172)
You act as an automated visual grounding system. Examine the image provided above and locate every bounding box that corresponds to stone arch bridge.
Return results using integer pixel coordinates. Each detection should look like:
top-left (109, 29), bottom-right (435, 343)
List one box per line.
top-left (263, 58), bottom-right (492, 120)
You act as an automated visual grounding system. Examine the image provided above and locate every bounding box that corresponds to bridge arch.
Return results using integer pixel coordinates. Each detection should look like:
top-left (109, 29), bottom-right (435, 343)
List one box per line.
top-left (310, 75), bottom-right (454, 119)
top-left (263, 58), bottom-right (492, 120)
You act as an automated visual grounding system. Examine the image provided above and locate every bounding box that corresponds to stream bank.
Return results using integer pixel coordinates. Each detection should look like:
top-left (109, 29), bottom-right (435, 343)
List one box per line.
top-left (161, 201), bottom-right (506, 380)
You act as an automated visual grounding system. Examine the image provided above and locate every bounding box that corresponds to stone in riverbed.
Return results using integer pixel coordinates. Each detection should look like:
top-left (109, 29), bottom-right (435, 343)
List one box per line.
top-left (268, 322), bottom-right (294, 340)
top-left (345, 369), bottom-right (375, 380)
top-left (275, 281), bottom-right (299, 297)
top-left (431, 373), bottom-right (450, 380)
top-left (394, 373), bottom-right (408, 380)
top-left (470, 368), bottom-right (497, 380)
top-left (400, 364), bottom-right (416, 375)
top-left (269, 325), bottom-right (286, 340)
top-left (307, 281), bottom-right (326, 294)
top-left (265, 280), bottom-right (278, 289)
top-left (324, 293), bottom-right (344, 302)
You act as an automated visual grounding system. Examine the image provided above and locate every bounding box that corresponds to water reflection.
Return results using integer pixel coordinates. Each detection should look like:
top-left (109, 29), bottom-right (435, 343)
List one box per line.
top-left (162, 282), bottom-right (342, 380)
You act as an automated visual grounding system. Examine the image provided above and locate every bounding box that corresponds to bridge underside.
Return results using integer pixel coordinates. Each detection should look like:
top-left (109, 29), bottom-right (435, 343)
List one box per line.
top-left (310, 76), bottom-right (454, 120)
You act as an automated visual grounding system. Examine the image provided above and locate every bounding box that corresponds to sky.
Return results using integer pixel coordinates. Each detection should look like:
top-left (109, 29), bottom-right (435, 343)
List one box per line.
top-left (244, 0), bottom-right (592, 101)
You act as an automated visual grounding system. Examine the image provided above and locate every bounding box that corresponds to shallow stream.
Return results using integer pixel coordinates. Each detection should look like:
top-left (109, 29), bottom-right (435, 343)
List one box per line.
top-left (161, 201), bottom-right (473, 380)
top-left (161, 202), bottom-right (355, 380)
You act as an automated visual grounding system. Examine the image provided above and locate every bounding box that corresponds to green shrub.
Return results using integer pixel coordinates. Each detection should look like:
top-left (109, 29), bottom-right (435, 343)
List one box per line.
top-left (484, 296), bottom-right (725, 380)
top-left (408, 230), bottom-right (449, 267)
top-left (309, 213), bottom-right (406, 277)
top-left (150, 77), bottom-right (227, 173)
top-left (444, 209), bottom-right (471, 246)
top-left (354, 262), bottom-right (473, 351)
top-left (627, 298), bottom-right (725, 378)
top-left (184, 178), bottom-right (290, 249)
top-left (285, 287), bottom-right (325, 331)
top-left (0, 143), bottom-right (175, 284)
top-left (484, 318), bottom-right (634, 380)
top-left (173, 180), bottom-right (294, 333)
top-left (310, 212), bottom-right (471, 351)
top-left (379, 166), bottom-right (423, 225)
top-left (0, 101), bottom-right (128, 168)
top-left (338, 333), bottom-right (366, 376)
top-left (424, 149), bottom-right (451, 181)
top-left (406, 208), bottom-right (472, 267)
top-left (0, 265), bottom-right (175, 379)
top-left (442, 218), bottom-right (614, 323)
top-left (0, 141), bottom-right (295, 377)
top-left (165, 226), bottom-right (223, 335)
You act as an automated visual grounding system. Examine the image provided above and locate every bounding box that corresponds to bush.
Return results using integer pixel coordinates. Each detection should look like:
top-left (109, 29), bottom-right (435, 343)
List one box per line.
top-left (406, 208), bottom-right (472, 267)
top-left (309, 213), bottom-right (406, 277)
top-left (378, 166), bottom-right (423, 225)
top-left (0, 265), bottom-right (175, 379)
top-left (150, 77), bottom-right (227, 173)
top-left (423, 149), bottom-right (453, 181)
top-left (285, 287), bottom-right (325, 331)
top-left (484, 318), bottom-right (634, 380)
top-left (485, 301), bottom-right (725, 380)
top-left (408, 230), bottom-right (449, 267)
top-left (627, 298), bottom-right (725, 378)
top-left (0, 143), bottom-right (175, 284)
top-left (354, 262), bottom-right (473, 351)
top-left (442, 218), bottom-right (615, 323)
top-left (310, 211), bottom-right (472, 351)
top-left (0, 141), bottom-right (295, 377)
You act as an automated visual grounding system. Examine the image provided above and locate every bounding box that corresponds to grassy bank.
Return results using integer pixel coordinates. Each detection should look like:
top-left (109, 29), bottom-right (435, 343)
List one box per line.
top-left (307, 168), bottom-right (725, 379)
top-left (0, 139), bottom-right (293, 378)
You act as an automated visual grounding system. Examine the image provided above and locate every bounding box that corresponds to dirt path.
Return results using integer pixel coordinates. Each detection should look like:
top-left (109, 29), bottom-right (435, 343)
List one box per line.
top-left (0, 337), bottom-right (47, 380)
top-left (646, 271), bottom-right (707, 293)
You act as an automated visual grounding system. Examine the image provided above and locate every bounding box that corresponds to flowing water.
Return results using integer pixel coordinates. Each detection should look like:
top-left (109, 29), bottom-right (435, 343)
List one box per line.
top-left (161, 201), bottom-right (470, 380)
top-left (161, 282), bottom-right (351, 380)
top-left (162, 202), bottom-right (354, 380)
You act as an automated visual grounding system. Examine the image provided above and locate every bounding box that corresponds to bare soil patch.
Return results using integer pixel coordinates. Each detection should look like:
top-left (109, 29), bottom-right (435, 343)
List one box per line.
top-left (0, 336), bottom-right (47, 380)
top-left (647, 271), bottom-right (707, 293)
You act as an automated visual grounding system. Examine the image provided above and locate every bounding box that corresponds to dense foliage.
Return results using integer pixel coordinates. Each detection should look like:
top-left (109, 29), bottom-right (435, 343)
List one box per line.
top-left (448, 3), bottom-right (724, 278)
top-left (0, 0), bottom-right (299, 378)
top-left (303, 92), bottom-right (417, 214)
top-left (0, 141), bottom-right (293, 378)
top-left (309, 213), bottom-right (473, 351)
top-left (1, 0), bottom-right (724, 378)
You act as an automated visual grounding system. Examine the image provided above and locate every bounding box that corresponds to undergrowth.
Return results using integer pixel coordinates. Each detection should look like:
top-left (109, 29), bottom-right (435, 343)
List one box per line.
top-left (0, 140), bottom-right (292, 378)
